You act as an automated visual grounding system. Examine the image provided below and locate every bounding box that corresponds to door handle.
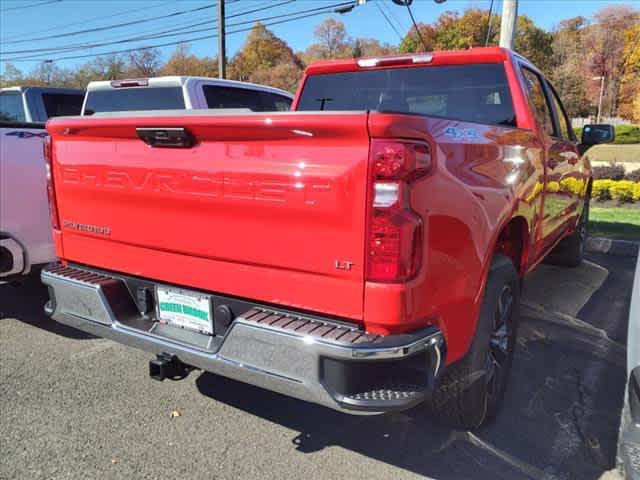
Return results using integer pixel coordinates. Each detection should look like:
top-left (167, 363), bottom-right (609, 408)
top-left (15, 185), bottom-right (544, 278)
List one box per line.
top-left (136, 127), bottom-right (196, 148)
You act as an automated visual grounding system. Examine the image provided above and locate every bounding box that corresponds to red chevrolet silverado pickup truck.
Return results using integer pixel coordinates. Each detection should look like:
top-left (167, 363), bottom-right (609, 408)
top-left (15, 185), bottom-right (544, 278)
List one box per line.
top-left (42, 48), bottom-right (613, 428)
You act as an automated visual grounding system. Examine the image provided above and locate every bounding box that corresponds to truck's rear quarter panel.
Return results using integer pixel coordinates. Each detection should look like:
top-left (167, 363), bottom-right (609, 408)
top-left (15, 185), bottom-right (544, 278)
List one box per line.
top-left (365, 113), bottom-right (542, 360)
top-left (48, 113), bottom-right (370, 320)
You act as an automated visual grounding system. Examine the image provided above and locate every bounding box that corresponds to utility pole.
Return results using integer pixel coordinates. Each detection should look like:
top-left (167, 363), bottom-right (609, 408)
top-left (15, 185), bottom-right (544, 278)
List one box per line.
top-left (499, 0), bottom-right (518, 49)
top-left (44, 59), bottom-right (53, 85)
top-left (217, 0), bottom-right (226, 79)
top-left (594, 75), bottom-right (606, 123)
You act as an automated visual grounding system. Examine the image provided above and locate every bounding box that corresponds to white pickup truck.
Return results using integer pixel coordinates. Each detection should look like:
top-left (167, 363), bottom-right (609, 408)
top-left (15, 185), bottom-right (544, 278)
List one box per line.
top-left (1, 86), bottom-right (84, 278)
top-left (1, 78), bottom-right (293, 279)
top-left (82, 76), bottom-right (293, 115)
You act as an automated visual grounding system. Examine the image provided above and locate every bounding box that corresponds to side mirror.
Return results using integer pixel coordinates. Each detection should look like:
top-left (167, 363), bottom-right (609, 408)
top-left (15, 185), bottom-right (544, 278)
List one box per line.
top-left (581, 124), bottom-right (615, 147)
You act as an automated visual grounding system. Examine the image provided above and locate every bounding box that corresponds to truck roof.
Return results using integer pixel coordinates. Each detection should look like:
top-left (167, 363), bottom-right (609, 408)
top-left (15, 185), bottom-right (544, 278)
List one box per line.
top-left (304, 47), bottom-right (526, 76)
top-left (1, 86), bottom-right (84, 94)
top-left (86, 76), bottom-right (292, 98)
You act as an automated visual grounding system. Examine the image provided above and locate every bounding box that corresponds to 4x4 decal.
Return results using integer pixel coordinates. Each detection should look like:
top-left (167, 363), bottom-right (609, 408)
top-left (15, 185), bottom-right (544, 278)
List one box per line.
top-left (5, 131), bottom-right (48, 139)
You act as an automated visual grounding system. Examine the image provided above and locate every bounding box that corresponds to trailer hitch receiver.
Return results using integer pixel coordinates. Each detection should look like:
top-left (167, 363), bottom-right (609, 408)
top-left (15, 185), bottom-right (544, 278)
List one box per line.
top-left (149, 353), bottom-right (191, 381)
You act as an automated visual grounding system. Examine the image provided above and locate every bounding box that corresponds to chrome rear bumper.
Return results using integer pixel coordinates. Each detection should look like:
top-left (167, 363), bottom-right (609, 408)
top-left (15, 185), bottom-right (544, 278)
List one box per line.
top-left (42, 263), bottom-right (445, 414)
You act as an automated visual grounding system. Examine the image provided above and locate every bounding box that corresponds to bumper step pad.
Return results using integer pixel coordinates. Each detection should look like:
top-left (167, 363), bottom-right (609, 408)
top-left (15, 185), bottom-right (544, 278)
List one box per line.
top-left (241, 307), bottom-right (379, 346)
top-left (347, 386), bottom-right (424, 402)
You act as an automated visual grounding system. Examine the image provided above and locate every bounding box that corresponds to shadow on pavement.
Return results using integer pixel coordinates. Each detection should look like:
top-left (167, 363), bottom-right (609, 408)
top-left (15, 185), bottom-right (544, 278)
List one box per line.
top-left (0, 275), bottom-right (94, 340)
top-left (196, 253), bottom-right (634, 480)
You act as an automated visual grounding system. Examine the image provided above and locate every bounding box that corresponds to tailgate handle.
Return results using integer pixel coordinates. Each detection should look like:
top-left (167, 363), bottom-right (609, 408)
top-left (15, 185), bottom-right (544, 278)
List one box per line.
top-left (136, 127), bottom-right (196, 148)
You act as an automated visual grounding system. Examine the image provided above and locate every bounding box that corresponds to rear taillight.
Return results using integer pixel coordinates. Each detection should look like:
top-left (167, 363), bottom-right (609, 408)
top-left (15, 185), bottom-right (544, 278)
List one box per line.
top-left (43, 136), bottom-right (60, 229)
top-left (366, 140), bottom-right (431, 283)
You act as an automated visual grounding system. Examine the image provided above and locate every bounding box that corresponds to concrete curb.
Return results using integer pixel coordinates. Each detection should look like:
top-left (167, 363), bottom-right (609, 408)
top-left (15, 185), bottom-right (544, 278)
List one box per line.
top-left (586, 236), bottom-right (639, 257)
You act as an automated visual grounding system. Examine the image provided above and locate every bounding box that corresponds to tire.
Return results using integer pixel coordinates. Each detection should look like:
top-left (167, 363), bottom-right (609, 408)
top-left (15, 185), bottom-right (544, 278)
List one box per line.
top-left (547, 198), bottom-right (589, 267)
top-left (429, 254), bottom-right (520, 430)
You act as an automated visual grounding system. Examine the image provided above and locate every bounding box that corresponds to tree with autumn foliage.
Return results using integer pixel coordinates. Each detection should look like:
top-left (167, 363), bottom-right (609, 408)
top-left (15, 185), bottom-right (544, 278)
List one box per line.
top-left (618, 24), bottom-right (640, 122)
top-left (160, 44), bottom-right (218, 77)
top-left (302, 18), bottom-right (397, 65)
top-left (351, 38), bottom-right (397, 58)
top-left (72, 55), bottom-right (129, 86)
top-left (514, 16), bottom-right (553, 73)
top-left (400, 9), bottom-right (499, 52)
top-left (583, 5), bottom-right (639, 118)
top-left (548, 17), bottom-right (591, 117)
top-left (305, 17), bottom-right (350, 60)
top-left (398, 8), bottom-right (552, 72)
top-left (228, 23), bottom-right (304, 92)
top-left (126, 48), bottom-right (162, 77)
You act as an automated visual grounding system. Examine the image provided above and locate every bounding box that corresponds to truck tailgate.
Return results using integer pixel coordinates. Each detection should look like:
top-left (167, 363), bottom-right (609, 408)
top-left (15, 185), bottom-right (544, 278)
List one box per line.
top-left (47, 113), bottom-right (370, 320)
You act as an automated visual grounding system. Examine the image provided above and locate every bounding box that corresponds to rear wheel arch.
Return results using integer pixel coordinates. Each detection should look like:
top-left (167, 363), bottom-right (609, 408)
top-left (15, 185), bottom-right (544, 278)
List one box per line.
top-left (430, 252), bottom-right (521, 429)
top-left (493, 216), bottom-right (530, 276)
top-left (453, 217), bottom-right (527, 363)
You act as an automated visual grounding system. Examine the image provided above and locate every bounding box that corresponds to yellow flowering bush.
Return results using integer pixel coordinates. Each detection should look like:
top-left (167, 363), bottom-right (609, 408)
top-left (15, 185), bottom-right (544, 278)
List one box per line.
top-left (593, 179), bottom-right (615, 200)
top-left (525, 181), bottom-right (544, 203)
top-left (560, 177), bottom-right (585, 196)
top-left (610, 180), bottom-right (636, 202)
top-left (592, 179), bottom-right (640, 203)
top-left (546, 181), bottom-right (560, 193)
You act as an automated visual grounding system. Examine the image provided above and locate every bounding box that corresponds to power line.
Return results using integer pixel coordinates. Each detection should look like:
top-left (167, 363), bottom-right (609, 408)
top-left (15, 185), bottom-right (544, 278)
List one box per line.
top-left (0, 3), bottom-right (217, 45)
top-left (404, 1), bottom-right (427, 51)
top-left (1, 0), bottom-right (287, 46)
top-left (0, 1), bottom-right (174, 42)
top-left (227, 0), bottom-right (295, 20)
top-left (379, 0), bottom-right (408, 35)
top-left (3, 22), bottom-right (213, 57)
top-left (3, 2), bottom-right (356, 63)
top-left (0, 0), bottom-right (61, 14)
top-left (3, 18), bottom-right (212, 56)
top-left (228, 0), bottom-right (272, 15)
top-left (2, 0), bottom-right (297, 56)
top-left (3, 1), bottom-right (352, 60)
top-left (25, 0), bottom-right (277, 54)
top-left (374, 0), bottom-right (403, 41)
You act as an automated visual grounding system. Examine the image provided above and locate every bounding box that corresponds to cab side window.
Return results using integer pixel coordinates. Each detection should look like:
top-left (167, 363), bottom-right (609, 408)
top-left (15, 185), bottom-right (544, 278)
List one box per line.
top-left (203, 86), bottom-right (262, 111)
top-left (0, 93), bottom-right (26, 122)
top-left (521, 68), bottom-right (555, 137)
top-left (547, 83), bottom-right (574, 141)
top-left (260, 92), bottom-right (292, 112)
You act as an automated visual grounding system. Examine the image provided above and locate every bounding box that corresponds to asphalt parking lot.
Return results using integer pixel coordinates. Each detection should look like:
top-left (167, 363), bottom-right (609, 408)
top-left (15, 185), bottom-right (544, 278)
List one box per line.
top-left (0, 252), bottom-right (636, 480)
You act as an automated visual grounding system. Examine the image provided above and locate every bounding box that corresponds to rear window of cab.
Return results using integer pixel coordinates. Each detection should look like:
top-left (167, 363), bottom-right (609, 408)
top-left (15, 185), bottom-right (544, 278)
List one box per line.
top-left (83, 87), bottom-right (185, 115)
top-left (297, 63), bottom-right (516, 127)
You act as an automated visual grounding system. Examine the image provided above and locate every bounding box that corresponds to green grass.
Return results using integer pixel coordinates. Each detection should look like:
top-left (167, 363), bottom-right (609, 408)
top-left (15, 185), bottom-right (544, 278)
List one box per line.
top-left (614, 125), bottom-right (640, 144)
top-left (587, 144), bottom-right (640, 164)
top-left (589, 207), bottom-right (640, 241)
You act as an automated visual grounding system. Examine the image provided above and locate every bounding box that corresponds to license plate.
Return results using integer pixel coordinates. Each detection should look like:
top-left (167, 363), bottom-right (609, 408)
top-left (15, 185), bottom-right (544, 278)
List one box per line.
top-left (156, 286), bottom-right (213, 335)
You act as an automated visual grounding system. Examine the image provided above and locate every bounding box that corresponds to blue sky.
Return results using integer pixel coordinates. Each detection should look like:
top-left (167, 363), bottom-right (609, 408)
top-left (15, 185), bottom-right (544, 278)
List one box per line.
top-left (0, 0), bottom-right (632, 74)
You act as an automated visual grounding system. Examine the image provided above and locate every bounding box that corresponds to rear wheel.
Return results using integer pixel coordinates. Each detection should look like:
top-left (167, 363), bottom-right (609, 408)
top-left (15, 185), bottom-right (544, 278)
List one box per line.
top-left (429, 254), bottom-right (520, 430)
top-left (547, 198), bottom-right (589, 267)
